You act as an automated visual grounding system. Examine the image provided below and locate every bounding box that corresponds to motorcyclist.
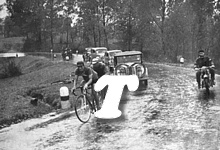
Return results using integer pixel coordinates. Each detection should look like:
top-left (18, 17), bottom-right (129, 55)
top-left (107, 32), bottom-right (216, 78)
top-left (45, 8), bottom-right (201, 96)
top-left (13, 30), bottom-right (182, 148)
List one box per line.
top-left (194, 49), bottom-right (215, 89)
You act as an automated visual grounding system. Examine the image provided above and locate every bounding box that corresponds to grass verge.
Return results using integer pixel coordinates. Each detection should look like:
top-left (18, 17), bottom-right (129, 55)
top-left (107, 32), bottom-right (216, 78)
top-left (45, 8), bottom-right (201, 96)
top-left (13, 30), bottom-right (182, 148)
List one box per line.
top-left (0, 56), bottom-right (77, 129)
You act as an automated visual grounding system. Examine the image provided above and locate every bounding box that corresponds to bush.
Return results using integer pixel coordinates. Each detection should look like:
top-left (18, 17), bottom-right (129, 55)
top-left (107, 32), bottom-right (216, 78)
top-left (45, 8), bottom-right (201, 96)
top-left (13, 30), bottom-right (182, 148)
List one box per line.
top-left (3, 43), bottom-right (13, 51)
top-left (0, 58), bottom-right (22, 79)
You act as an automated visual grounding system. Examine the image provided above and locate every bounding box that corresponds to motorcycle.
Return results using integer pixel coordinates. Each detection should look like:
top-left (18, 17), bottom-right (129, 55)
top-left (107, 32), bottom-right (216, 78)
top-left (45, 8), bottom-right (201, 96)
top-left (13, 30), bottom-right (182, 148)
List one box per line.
top-left (196, 66), bottom-right (214, 93)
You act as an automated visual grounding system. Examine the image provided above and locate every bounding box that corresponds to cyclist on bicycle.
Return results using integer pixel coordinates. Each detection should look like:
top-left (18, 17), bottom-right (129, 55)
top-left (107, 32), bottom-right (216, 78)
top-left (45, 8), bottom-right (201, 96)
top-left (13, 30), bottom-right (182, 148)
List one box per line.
top-left (90, 57), bottom-right (109, 78)
top-left (90, 57), bottom-right (109, 99)
top-left (71, 61), bottom-right (100, 108)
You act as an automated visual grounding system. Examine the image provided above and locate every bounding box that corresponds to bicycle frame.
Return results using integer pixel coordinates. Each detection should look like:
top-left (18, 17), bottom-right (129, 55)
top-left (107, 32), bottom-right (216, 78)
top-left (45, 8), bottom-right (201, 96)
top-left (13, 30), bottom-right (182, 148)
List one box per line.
top-left (73, 86), bottom-right (97, 111)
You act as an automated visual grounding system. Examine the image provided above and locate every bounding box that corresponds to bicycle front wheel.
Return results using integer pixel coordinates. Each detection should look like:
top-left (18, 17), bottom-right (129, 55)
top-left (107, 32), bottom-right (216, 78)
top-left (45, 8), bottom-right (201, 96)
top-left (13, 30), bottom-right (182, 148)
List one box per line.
top-left (74, 95), bottom-right (91, 123)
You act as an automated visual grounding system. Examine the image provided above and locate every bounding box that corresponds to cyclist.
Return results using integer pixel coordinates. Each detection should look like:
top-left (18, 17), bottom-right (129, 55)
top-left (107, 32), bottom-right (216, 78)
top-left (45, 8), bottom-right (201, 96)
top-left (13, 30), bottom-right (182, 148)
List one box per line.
top-left (71, 61), bottom-right (100, 109)
top-left (91, 57), bottom-right (110, 78)
top-left (194, 49), bottom-right (215, 89)
top-left (90, 57), bottom-right (109, 99)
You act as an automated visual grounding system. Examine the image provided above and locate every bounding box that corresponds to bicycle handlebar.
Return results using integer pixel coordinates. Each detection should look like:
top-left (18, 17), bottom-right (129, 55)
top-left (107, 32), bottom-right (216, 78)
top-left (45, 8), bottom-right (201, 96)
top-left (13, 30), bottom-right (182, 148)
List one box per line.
top-left (72, 86), bottom-right (82, 96)
top-left (195, 66), bottom-right (212, 71)
top-left (72, 86), bottom-right (92, 96)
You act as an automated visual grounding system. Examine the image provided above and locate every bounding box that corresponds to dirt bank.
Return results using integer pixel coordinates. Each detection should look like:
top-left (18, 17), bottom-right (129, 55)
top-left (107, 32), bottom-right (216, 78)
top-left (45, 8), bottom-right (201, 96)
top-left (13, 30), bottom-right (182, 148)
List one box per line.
top-left (0, 56), bottom-right (77, 129)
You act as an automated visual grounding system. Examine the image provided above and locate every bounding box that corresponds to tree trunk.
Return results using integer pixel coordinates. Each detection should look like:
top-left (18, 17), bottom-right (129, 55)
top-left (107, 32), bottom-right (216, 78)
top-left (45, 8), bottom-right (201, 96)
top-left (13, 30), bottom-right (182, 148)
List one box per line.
top-left (98, 25), bottom-right (101, 46)
top-left (66, 24), bottom-right (69, 47)
top-left (102, 0), bottom-right (109, 49)
top-left (93, 26), bottom-right (97, 47)
top-left (50, 0), bottom-right (54, 50)
top-left (128, 0), bottom-right (132, 51)
top-left (161, 0), bottom-right (166, 55)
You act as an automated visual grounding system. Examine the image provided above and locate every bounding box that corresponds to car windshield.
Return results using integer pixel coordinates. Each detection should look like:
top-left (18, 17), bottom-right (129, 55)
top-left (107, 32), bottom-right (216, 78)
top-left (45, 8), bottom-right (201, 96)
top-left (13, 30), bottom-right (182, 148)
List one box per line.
top-left (116, 55), bottom-right (141, 64)
top-left (109, 51), bottom-right (121, 56)
top-left (96, 49), bottom-right (107, 53)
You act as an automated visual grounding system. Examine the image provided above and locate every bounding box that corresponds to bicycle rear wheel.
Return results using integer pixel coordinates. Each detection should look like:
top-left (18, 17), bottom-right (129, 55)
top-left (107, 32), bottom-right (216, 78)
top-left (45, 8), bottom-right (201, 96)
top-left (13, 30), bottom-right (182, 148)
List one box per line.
top-left (96, 91), bottom-right (104, 110)
top-left (74, 95), bottom-right (91, 123)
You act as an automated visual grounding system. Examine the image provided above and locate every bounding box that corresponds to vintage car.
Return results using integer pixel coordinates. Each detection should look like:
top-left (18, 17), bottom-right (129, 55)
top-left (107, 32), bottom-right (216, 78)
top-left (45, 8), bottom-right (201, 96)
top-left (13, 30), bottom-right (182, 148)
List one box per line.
top-left (104, 50), bottom-right (122, 73)
top-left (90, 47), bottom-right (108, 61)
top-left (113, 51), bottom-right (148, 90)
top-left (83, 47), bottom-right (108, 62)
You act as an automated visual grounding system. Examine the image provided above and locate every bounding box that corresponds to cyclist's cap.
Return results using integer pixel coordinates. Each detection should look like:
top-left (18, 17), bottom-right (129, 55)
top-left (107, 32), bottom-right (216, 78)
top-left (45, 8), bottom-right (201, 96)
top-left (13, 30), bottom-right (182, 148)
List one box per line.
top-left (77, 61), bottom-right (84, 66)
top-left (198, 49), bottom-right (205, 53)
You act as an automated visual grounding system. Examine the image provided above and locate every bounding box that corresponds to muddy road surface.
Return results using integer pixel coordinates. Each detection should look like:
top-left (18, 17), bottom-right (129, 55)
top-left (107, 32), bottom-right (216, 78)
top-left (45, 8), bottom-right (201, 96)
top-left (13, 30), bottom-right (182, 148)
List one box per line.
top-left (0, 63), bottom-right (220, 150)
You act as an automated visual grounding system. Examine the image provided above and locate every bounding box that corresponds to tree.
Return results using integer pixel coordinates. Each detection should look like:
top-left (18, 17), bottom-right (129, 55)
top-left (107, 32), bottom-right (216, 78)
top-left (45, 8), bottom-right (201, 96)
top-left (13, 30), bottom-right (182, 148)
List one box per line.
top-left (112, 0), bottom-right (138, 50)
top-left (3, 16), bottom-right (13, 37)
top-left (188, 0), bottom-right (215, 54)
top-left (76, 0), bottom-right (118, 48)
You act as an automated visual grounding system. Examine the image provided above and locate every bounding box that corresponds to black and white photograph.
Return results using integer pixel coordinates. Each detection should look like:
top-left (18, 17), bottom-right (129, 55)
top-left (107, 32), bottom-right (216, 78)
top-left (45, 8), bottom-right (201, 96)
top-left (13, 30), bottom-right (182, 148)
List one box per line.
top-left (0, 0), bottom-right (220, 149)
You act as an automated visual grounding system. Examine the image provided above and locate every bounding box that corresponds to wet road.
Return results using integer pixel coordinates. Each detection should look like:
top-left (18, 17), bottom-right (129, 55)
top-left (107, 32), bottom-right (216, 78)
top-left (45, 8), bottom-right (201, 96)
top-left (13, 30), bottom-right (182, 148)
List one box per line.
top-left (0, 63), bottom-right (220, 150)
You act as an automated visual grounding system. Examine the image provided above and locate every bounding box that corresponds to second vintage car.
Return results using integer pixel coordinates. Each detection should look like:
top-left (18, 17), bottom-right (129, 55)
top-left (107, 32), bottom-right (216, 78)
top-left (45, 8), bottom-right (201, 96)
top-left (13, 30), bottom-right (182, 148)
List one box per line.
top-left (90, 47), bottom-right (108, 61)
top-left (113, 51), bottom-right (148, 90)
top-left (83, 47), bottom-right (108, 62)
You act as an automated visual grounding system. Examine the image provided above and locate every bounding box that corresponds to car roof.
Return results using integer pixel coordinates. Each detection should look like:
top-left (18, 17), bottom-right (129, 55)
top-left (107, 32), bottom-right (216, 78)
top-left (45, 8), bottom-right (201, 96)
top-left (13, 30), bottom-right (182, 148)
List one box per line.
top-left (106, 50), bottom-right (122, 53)
top-left (85, 47), bottom-right (93, 51)
top-left (114, 51), bottom-right (142, 57)
top-left (91, 47), bottom-right (107, 50)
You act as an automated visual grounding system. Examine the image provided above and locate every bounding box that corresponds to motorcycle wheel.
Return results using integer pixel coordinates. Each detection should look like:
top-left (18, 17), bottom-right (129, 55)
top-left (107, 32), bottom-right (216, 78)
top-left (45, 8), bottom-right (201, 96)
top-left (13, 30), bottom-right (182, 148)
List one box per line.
top-left (204, 78), bottom-right (210, 94)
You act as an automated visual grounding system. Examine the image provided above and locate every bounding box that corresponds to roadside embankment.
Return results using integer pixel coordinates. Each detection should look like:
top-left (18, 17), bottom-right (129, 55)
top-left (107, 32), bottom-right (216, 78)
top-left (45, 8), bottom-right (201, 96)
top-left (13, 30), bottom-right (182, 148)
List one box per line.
top-left (0, 56), bottom-right (76, 129)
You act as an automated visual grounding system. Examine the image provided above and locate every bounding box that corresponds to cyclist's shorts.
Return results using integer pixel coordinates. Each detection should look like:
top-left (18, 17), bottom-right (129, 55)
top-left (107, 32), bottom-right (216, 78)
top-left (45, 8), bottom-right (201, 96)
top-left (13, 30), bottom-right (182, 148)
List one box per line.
top-left (83, 78), bottom-right (98, 87)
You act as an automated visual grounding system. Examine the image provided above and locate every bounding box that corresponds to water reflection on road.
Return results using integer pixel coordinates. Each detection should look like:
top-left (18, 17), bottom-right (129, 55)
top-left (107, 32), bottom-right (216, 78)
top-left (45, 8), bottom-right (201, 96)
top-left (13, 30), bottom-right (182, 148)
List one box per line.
top-left (197, 75), bottom-right (220, 105)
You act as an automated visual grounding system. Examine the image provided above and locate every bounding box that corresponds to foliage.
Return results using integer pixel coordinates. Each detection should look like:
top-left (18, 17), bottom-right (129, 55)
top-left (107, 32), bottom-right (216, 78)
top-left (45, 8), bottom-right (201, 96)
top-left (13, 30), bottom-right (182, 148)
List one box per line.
top-left (2, 0), bottom-right (220, 66)
top-left (0, 58), bottom-right (22, 79)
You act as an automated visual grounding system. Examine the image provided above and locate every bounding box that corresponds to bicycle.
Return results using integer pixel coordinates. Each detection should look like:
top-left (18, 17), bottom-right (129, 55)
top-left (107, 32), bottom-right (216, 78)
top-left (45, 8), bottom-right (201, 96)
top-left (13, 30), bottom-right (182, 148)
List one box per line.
top-left (72, 85), bottom-right (104, 123)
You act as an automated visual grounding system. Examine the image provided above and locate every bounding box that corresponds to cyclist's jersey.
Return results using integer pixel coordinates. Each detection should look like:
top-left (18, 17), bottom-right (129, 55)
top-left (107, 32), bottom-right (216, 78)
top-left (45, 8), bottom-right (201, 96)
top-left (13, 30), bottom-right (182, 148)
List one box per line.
top-left (194, 57), bottom-right (214, 68)
top-left (75, 66), bottom-right (98, 84)
top-left (92, 62), bottom-right (107, 78)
